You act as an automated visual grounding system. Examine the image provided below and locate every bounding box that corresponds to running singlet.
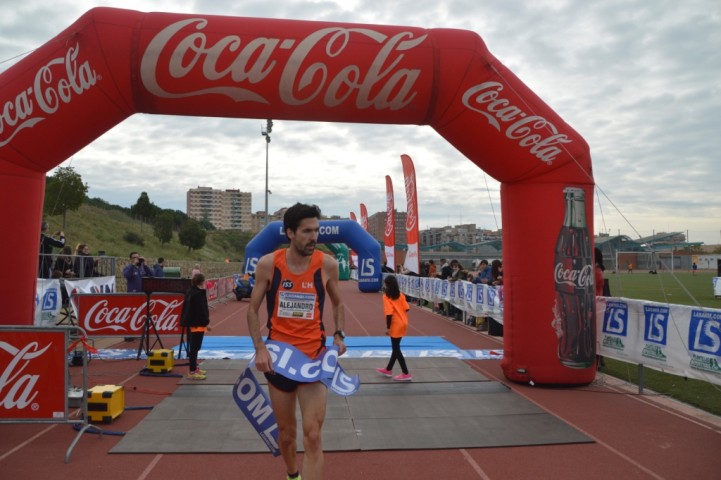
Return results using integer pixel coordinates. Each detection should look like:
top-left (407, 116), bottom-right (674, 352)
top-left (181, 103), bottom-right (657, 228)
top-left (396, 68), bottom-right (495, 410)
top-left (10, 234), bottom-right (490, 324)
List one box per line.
top-left (266, 249), bottom-right (326, 358)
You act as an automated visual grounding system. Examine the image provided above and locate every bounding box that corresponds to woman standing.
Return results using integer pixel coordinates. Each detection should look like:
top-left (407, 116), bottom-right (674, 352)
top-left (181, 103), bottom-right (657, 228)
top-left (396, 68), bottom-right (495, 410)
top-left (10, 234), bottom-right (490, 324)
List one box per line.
top-left (376, 275), bottom-right (412, 381)
top-left (181, 273), bottom-right (211, 380)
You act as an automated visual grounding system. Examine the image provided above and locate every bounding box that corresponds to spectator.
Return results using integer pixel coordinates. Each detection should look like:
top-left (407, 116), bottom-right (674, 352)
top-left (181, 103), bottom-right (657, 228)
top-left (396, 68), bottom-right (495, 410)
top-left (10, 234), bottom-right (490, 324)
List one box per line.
top-left (438, 258), bottom-right (452, 279)
top-left (447, 260), bottom-right (464, 320)
top-left (487, 260), bottom-right (504, 336)
top-left (73, 243), bottom-right (96, 278)
top-left (472, 259), bottom-right (492, 284)
top-left (38, 222), bottom-right (65, 279)
top-left (490, 259), bottom-right (503, 286)
top-left (153, 257), bottom-right (165, 277)
top-left (122, 251), bottom-right (153, 292)
top-left (427, 259), bottom-right (437, 278)
top-left (433, 259), bottom-right (452, 315)
top-left (180, 273), bottom-right (211, 380)
top-left (419, 261), bottom-right (430, 277)
top-left (53, 246), bottom-right (76, 278)
top-left (595, 247), bottom-right (607, 369)
top-left (191, 263), bottom-right (202, 277)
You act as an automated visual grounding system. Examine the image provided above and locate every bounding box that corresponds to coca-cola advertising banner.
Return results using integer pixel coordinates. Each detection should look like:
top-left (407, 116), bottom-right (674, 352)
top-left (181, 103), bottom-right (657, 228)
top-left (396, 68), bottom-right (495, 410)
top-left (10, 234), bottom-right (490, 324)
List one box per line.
top-left (74, 293), bottom-right (184, 336)
top-left (0, 328), bottom-right (67, 421)
top-left (2, 8), bottom-right (594, 385)
top-left (384, 175), bottom-right (396, 270)
top-left (401, 154), bottom-right (420, 274)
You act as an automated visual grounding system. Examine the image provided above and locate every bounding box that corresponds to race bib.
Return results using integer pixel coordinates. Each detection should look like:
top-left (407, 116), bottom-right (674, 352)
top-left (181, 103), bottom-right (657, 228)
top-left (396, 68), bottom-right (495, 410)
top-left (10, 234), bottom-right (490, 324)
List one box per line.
top-left (277, 291), bottom-right (316, 320)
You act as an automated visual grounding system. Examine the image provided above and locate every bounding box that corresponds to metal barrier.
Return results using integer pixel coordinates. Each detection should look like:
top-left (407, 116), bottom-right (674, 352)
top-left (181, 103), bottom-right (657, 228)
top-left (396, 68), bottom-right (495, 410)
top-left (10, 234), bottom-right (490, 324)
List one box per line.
top-left (0, 325), bottom-right (101, 463)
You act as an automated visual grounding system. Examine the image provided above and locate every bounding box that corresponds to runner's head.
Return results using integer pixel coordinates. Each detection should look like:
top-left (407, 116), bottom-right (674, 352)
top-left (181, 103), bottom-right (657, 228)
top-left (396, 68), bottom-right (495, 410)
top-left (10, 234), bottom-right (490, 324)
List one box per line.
top-left (283, 203), bottom-right (321, 240)
top-left (284, 203), bottom-right (321, 256)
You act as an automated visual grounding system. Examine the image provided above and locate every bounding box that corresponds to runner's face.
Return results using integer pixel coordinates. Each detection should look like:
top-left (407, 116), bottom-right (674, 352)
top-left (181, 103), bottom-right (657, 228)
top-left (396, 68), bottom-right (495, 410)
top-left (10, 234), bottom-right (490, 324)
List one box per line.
top-left (289, 217), bottom-right (319, 256)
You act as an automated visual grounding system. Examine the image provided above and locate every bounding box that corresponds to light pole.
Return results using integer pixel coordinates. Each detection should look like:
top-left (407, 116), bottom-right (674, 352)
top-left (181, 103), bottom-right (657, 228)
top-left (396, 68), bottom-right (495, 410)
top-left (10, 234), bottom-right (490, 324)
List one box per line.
top-left (261, 119), bottom-right (273, 226)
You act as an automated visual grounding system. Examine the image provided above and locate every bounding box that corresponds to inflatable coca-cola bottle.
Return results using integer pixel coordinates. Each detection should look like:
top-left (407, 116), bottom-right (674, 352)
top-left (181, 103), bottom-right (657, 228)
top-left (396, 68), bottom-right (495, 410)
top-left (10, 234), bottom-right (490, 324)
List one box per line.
top-left (552, 187), bottom-right (595, 368)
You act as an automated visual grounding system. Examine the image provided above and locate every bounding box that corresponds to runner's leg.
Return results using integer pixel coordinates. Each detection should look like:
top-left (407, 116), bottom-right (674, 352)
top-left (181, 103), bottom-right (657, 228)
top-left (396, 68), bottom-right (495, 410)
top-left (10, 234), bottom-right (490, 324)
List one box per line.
top-left (393, 337), bottom-right (409, 374)
top-left (268, 384), bottom-right (299, 475)
top-left (297, 381), bottom-right (328, 480)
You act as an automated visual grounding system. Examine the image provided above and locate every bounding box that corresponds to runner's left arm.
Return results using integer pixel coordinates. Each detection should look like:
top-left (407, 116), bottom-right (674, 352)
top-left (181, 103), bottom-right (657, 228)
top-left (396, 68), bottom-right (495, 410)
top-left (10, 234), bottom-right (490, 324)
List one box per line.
top-left (325, 256), bottom-right (347, 356)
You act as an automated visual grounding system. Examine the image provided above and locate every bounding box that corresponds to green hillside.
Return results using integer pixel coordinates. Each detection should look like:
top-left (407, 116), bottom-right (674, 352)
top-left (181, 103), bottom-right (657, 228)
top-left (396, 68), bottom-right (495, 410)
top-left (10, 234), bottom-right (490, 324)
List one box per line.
top-left (43, 203), bottom-right (254, 263)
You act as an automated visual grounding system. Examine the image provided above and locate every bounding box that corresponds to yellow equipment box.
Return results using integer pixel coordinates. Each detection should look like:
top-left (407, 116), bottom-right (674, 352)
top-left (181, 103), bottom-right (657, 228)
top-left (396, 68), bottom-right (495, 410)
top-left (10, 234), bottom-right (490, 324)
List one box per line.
top-left (87, 384), bottom-right (124, 424)
top-left (147, 348), bottom-right (174, 373)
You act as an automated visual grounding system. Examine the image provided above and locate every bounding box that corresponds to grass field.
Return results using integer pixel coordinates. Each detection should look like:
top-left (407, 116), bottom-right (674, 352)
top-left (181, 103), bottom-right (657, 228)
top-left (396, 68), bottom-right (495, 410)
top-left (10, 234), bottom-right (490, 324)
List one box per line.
top-left (601, 270), bottom-right (721, 416)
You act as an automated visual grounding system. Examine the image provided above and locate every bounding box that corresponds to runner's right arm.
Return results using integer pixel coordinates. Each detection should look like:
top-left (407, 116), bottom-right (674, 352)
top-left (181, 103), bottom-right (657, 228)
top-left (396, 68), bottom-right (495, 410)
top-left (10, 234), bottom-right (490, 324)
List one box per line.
top-left (247, 254), bottom-right (273, 372)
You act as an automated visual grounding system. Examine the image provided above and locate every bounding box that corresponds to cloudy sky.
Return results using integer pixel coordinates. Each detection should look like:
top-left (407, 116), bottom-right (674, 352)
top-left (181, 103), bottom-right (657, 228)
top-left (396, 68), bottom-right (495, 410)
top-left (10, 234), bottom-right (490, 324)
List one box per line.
top-left (2, 0), bottom-right (720, 245)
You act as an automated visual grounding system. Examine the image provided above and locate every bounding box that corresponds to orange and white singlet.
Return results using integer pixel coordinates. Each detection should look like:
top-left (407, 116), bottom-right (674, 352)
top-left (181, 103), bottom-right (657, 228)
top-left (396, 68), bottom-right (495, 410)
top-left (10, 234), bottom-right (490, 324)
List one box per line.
top-left (266, 249), bottom-right (326, 358)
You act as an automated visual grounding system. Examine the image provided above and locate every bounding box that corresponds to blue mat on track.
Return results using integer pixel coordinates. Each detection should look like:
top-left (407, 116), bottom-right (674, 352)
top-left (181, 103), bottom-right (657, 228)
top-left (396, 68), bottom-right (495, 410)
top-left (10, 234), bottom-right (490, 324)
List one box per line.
top-left (95, 336), bottom-right (503, 360)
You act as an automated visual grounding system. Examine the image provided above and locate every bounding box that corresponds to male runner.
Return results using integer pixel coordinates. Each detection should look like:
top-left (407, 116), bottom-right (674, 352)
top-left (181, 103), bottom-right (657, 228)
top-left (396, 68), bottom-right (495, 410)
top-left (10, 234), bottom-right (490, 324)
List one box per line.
top-left (247, 203), bottom-right (347, 480)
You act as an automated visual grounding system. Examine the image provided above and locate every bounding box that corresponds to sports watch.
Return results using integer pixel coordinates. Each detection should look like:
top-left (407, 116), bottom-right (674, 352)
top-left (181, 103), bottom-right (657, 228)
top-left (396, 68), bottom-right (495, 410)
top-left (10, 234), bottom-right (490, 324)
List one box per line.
top-left (333, 330), bottom-right (346, 340)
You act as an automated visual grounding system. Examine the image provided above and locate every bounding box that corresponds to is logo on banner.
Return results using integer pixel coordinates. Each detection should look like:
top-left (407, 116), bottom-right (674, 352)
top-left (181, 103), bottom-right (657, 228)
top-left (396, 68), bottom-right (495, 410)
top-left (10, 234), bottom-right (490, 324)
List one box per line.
top-left (688, 309), bottom-right (721, 374)
top-left (602, 300), bottom-right (628, 352)
top-left (642, 305), bottom-right (669, 362)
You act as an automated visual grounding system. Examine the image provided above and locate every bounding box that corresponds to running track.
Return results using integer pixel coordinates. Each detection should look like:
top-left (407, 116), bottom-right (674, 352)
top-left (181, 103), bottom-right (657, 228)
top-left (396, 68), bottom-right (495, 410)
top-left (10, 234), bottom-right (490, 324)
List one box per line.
top-left (2, 281), bottom-right (720, 479)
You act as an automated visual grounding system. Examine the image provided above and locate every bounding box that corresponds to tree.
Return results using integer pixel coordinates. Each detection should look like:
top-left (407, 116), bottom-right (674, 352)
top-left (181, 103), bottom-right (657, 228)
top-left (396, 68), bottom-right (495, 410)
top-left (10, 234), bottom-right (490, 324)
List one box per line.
top-left (153, 211), bottom-right (175, 246)
top-left (44, 166), bottom-right (89, 230)
top-left (178, 219), bottom-right (207, 252)
top-left (130, 192), bottom-right (159, 232)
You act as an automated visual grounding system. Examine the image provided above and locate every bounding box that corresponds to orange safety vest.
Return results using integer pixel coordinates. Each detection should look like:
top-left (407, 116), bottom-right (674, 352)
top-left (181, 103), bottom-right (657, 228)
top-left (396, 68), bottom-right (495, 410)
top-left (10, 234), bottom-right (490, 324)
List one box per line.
top-left (383, 293), bottom-right (409, 338)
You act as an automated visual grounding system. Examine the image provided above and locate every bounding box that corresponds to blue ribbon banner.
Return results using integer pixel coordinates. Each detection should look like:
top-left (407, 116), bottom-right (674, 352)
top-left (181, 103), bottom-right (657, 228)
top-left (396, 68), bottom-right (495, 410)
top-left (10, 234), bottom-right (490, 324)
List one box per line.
top-left (232, 340), bottom-right (360, 456)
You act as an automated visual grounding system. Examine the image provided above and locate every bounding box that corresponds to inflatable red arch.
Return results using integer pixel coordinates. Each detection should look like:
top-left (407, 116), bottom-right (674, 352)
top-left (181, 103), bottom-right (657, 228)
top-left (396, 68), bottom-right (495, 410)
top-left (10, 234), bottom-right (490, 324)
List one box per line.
top-left (0, 8), bottom-right (595, 385)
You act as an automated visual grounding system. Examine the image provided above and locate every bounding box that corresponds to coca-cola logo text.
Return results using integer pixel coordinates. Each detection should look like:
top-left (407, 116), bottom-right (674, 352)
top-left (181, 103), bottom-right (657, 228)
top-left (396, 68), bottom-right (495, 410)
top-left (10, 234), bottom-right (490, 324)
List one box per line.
top-left (385, 191), bottom-right (394, 238)
top-left (0, 44), bottom-right (98, 147)
top-left (554, 263), bottom-right (593, 289)
top-left (404, 173), bottom-right (417, 232)
top-left (141, 19), bottom-right (426, 110)
top-left (81, 298), bottom-right (182, 333)
top-left (461, 81), bottom-right (572, 164)
top-left (0, 341), bottom-right (50, 410)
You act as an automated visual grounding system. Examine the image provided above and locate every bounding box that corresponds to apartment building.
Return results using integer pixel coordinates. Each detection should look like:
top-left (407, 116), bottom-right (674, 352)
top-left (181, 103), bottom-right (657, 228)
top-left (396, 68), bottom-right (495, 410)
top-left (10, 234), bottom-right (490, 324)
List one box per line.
top-left (367, 210), bottom-right (407, 245)
top-left (186, 186), bottom-right (252, 230)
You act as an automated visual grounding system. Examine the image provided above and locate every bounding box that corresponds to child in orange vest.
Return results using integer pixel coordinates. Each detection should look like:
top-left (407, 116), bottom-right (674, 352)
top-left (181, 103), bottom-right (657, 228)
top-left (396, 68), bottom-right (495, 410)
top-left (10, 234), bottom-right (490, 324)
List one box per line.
top-left (376, 275), bottom-right (412, 381)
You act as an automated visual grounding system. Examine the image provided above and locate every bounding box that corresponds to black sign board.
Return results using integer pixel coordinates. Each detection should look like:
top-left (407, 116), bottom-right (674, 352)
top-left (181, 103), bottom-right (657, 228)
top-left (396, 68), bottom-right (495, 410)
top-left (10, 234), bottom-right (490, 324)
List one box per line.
top-left (141, 277), bottom-right (191, 294)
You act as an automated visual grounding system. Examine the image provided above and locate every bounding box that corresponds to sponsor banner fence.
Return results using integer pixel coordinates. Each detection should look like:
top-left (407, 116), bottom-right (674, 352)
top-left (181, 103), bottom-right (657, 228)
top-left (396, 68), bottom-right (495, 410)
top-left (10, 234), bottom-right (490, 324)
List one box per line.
top-left (597, 297), bottom-right (721, 386)
top-left (396, 274), bottom-right (504, 322)
top-left (397, 274), bottom-right (721, 387)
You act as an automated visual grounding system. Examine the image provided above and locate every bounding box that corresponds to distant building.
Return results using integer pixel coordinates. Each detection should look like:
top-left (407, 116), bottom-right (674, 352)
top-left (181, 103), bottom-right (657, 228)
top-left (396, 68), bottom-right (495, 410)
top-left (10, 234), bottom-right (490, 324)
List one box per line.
top-left (367, 210), bottom-right (407, 245)
top-left (251, 207), bottom-right (287, 232)
top-left (186, 186), bottom-right (252, 230)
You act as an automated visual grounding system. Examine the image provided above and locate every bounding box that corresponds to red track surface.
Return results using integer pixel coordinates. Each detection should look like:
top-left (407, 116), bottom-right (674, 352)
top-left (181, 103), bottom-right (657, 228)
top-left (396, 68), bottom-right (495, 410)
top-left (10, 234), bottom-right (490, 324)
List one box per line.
top-left (2, 281), bottom-right (720, 479)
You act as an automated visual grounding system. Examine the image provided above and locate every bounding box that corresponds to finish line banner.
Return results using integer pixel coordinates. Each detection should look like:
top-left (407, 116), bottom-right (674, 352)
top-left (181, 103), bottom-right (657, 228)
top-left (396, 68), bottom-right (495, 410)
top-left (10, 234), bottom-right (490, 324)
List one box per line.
top-left (233, 341), bottom-right (360, 456)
